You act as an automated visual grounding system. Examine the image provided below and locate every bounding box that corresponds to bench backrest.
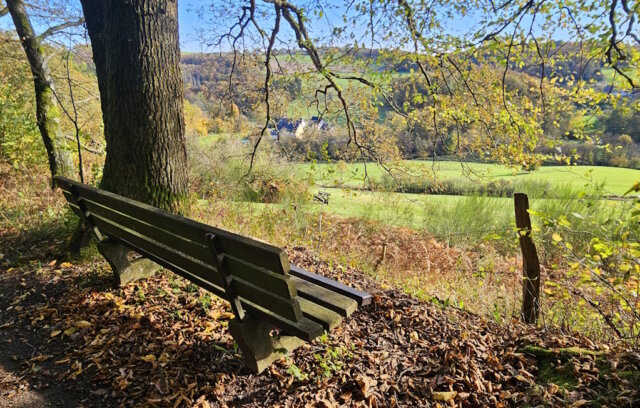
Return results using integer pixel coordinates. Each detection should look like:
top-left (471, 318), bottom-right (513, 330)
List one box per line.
top-left (54, 176), bottom-right (324, 339)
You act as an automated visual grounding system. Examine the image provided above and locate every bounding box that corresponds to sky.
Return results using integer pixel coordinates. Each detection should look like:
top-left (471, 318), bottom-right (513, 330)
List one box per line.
top-left (0, 1), bottom-right (205, 52)
top-left (178, 1), bottom-right (203, 52)
top-left (0, 1), bottom-right (569, 53)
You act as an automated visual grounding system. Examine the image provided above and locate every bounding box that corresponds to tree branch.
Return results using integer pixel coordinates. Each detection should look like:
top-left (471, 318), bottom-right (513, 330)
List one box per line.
top-left (37, 17), bottom-right (85, 41)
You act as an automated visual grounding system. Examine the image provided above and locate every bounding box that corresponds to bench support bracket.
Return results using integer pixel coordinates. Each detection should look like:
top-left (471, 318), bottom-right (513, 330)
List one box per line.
top-left (97, 239), bottom-right (162, 286)
top-left (229, 317), bottom-right (306, 374)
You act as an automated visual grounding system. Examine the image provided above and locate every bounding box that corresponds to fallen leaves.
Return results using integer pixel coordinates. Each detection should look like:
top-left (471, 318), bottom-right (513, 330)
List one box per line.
top-left (1, 245), bottom-right (638, 407)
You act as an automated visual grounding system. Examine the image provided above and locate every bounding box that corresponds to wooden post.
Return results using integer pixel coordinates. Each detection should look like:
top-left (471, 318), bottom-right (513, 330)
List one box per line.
top-left (514, 193), bottom-right (541, 324)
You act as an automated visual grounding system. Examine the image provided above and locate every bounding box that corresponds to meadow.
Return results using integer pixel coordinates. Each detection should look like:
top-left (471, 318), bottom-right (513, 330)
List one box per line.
top-left (297, 160), bottom-right (640, 196)
top-left (287, 161), bottom-right (640, 245)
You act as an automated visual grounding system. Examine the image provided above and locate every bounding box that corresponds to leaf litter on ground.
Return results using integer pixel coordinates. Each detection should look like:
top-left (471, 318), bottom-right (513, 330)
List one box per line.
top-left (0, 232), bottom-right (638, 407)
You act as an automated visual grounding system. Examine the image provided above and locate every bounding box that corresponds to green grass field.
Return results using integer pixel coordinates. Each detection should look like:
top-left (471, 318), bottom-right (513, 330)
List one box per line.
top-left (287, 162), bottom-right (638, 242)
top-left (599, 67), bottom-right (640, 90)
top-left (297, 161), bottom-right (640, 196)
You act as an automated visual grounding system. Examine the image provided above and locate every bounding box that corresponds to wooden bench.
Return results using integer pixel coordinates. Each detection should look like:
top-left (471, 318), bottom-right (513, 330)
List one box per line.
top-left (54, 176), bottom-right (370, 373)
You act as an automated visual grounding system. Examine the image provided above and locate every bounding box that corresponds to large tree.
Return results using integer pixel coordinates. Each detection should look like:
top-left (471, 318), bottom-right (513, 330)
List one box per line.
top-left (3, 0), bottom-right (79, 183)
top-left (80, 0), bottom-right (188, 213)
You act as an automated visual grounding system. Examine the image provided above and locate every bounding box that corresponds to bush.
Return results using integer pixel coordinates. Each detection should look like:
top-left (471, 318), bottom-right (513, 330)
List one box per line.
top-left (188, 135), bottom-right (311, 205)
top-left (374, 173), bottom-right (575, 199)
top-left (609, 155), bottom-right (629, 168)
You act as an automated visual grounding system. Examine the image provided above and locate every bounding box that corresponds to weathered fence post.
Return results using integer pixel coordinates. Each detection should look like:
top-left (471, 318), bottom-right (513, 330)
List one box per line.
top-left (514, 193), bottom-right (541, 324)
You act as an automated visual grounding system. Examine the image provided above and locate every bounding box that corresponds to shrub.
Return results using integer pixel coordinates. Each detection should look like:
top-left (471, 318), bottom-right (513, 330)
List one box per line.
top-left (188, 134), bottom-right (311, 205)
top-left (609, 155), bottom-right (629, 168)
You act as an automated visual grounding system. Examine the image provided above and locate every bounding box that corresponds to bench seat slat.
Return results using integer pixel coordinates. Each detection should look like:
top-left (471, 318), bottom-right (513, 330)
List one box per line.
top-left (234, 280), bottom-right (302, 322)
top-left (291, 277), bottom-right (358, 317)
top-left (297, 297), bottom-right (342, 331)
top-left (57, 177), bottom-right (289, 274)
top-left (89, 215), bottom-right (226, 288)
top-left (290, 265), bottom-right (372, 307)
top-left (77, 195), bottom-right (215, 265)
top-left (91, 214), bottom-right (303, 321)
top-left (226, 256), bottom-right (297, 299)
top-left (240, 300), bottom-right (324, 342)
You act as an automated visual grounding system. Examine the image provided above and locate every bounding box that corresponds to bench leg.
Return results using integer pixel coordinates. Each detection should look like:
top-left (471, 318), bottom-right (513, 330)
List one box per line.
top-left (228, 317), bottom-right (307, 374)
top-left (97, 240), bottom-right (162, 286)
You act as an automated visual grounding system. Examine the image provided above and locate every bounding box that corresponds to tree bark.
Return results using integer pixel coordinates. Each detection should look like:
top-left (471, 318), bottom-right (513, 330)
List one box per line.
top-left (6, 0), bottom-right (75, 184)
top-left (80, 0), bottom-right (189, 214)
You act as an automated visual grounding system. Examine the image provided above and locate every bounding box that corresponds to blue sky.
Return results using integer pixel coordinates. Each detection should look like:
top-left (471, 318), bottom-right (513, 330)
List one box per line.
top-left (0, 1), bottom-right (568, 53)
top-left (178, 1), bottom-right (203, 52)
top-left (0, 1), bottom-right (205, 52)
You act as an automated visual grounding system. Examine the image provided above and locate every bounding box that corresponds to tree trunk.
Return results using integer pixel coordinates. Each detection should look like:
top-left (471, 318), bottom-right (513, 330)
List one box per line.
top-left (6, 0), bottom-right (75, 184)
top-left (80, 0), bottom-right (188, 214)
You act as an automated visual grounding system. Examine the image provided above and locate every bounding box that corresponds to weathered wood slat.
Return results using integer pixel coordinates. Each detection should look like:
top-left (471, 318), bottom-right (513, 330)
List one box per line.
top-left (55, 176), bottom-right (289, 274)
top-left (226, 256), bottom-right (297, 299)
top-left (89, 214), bottom-right (226, 288)
top-left (80, 197), bottom-right (215, 264)
top-left (54, 177), bottom-right (76, 194)
top-left (290, 265), bottom-right (372, 307)
top-left (240, 300), bottom-right (324, 342)
top-left (234, 280), bottom-right (302, 322)
top-left (62, 190), bottom-right (79, 205)
top-left (65, 191), bottom-right (298, 302)
top-left (67, 202), bottom-right (84, 218)
top-left (291, 276), bottom-right (358, 317)
top-left (93, 226), bottom-right (228, 300)
top-left (297, 297), bottom-right (342, 331)
top-left (67, 197), bottom-right (297, 305)
top-left (91, 214), bottom-right (303, 321)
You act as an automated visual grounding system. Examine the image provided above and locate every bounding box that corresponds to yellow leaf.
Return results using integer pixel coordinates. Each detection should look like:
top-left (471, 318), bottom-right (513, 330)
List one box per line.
top-left (73, 320), bottom-right (92, 329)
top-left (59, 262), bottom-right (73, 269)
top-left (50, 330), bottom-right (61, 337)
top-left (409, 331), bottom-right (419, 342)
top-left (624, 181), bottom-right (640, 196)
top-left (552, 233), bottom-right (562, 242)
top-left (433, 391), bottom-right (457, 402)
top-left (64, 327), bottom-right (76, 336)
top-left (140, 354), bottom-right (156, 363)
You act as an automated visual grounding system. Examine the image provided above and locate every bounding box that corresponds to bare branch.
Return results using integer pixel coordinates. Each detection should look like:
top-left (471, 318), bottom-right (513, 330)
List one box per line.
top-left (605, 0), bottom-right (636, 89)
top-left (247, 3), bottom-right (281, 175)
top-left (38, 17), bottom-right (85, 41)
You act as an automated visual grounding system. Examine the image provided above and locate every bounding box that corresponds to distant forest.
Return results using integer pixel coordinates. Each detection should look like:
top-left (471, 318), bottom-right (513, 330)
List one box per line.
top-left (180, 44), bottom-right (640, 168)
